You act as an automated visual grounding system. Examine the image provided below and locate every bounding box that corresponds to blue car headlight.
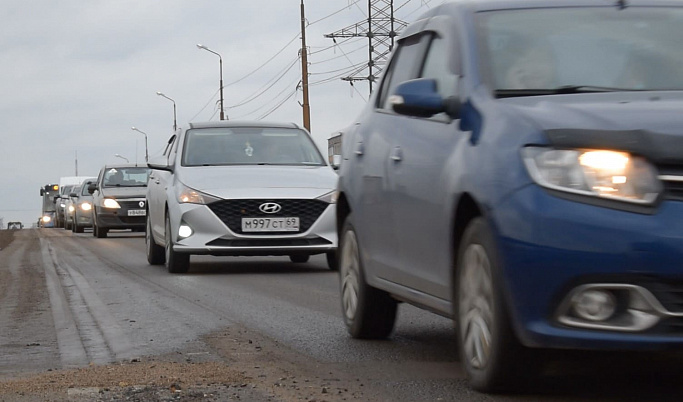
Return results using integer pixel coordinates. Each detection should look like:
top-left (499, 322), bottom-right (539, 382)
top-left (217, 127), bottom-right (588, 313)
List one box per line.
top-left (522, 147), bottom-right (662, 205)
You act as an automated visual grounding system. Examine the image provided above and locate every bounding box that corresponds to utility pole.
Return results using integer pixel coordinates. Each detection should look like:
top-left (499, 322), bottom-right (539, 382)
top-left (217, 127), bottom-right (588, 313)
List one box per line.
top-left (75, 151), bottom-right (78, 175)
top-left (325, 0), bottom-right (406, 93)
top-left (300, 0), bottom-right (311, 132)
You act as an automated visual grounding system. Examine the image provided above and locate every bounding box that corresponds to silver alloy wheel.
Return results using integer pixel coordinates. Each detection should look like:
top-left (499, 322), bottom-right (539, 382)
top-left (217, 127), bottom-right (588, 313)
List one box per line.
top-left (459, 243), bottom-right (494, 370)
top-left (340, 230), bottom-right (360, 322)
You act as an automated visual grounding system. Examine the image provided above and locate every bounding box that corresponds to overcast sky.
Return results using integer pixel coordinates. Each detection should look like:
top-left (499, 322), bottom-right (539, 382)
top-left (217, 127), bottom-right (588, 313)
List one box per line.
top-left (0, 0), bottom-right (438, 227)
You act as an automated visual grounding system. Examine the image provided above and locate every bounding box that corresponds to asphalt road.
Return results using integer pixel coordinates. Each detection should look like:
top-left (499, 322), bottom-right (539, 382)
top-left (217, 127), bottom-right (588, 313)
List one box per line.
top-left (2, 228), bottom-right (683, 401)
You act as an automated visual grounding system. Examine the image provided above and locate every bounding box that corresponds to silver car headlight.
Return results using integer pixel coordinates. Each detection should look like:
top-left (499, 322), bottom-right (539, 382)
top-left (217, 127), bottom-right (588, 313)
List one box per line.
top-left (175, 182), bottom-right (220, 205)
top-left (522, 147), bottom-right (662, 204)
top-left (101, 198), bottom-right (121, 209)
top-left (316, 190), bottom-right (338, 204)
top-left (80, 202), bottom-right (92, 211)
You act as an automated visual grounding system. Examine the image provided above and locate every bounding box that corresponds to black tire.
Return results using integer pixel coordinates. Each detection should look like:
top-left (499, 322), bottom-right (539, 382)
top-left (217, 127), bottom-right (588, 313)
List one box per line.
top-left (146, 217), bottom-right (165, 265)
top-left (289, 254), bottom-right (310, 263)
top-left (74, 222), bottom-right (84, 233)
top-left (339, 214), bottom-right (397, 339)
top-left (326, 251), bottom-right (338, 271)
top-left (455, 217), bottom-right (535, 392)
top-left (93, 212), bottom-right (108, 238)
top-left (165, 215), bottom-right (189, 273)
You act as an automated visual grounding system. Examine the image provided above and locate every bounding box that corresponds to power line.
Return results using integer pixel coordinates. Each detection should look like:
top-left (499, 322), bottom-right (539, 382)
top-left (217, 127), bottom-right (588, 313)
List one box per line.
top-left (308, 0), bottom-right (361, 26)
top-left (310, 43), bottom-right (368, 66)
top-left (310, 61), bottom-right (367, 76)
top-left (189, 87), bottom-right (220, 122)
top-left (227, 56), bottom-right (300, 109)
top-left (232, 75), bottom-right (301, 120)
top-left (224, 32), bottom-right (300, 88)
top-left (256, 89), bottom-right (298, 121)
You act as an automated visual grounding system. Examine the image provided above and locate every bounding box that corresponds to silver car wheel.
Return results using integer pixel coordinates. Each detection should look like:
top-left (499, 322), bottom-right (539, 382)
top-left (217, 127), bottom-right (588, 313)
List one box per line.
top-left (459, 243), bottom-right (494, 370)
top-left (340, 230), bottom-right (360, 322)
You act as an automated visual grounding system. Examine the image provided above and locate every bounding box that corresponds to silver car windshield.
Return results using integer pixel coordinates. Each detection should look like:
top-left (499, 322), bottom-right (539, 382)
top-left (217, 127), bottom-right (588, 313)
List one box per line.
top-left (182, 127), bottom-right (326, 167)
top-left (476, 7), bottom-right (683, 96)
top-left (103, 167), bottom-right (150, 187)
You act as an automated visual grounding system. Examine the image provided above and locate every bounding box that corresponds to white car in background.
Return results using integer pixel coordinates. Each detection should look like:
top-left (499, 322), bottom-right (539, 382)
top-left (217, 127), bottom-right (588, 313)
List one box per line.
top-left (145, 121), bottom-right (338, 273)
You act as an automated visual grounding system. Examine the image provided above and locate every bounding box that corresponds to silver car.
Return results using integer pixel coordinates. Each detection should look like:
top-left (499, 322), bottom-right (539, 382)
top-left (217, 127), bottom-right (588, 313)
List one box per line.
top-left (70, 177), bottom-right (97, 233)
top-left (146, 121), bottom-right (338, 273)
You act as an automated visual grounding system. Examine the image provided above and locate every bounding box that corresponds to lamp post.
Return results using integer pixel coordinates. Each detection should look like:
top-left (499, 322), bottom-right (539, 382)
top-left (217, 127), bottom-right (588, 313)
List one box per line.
top-left (156, 92), bottom-right (177, 131)
top-left (114, 154), bottom-right (129, 163)
top-left (196, 44), bottom-right (225, 120)
top-left (131, 127), bottom-right (149, 162)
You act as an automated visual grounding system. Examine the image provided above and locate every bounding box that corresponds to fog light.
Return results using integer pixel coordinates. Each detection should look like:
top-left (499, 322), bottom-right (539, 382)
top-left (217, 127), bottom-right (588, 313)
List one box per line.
top-left (573, 289), bottom-right (617, 322)
top-left (178, 224), bottom-right (193, 239)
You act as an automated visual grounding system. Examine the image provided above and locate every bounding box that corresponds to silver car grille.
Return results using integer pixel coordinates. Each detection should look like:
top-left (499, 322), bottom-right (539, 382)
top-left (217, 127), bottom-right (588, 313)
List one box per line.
top-left (207, 199), bottom-right (328, 235)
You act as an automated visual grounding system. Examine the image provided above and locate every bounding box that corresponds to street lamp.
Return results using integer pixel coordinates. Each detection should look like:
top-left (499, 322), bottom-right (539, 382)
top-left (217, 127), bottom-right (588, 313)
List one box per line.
top-left (131, 127), bottom-right (149, 162)
top-left (196, 44), bottom-right (225, 120)
top-left (114, 153), bottom-right (129, 163)
top-left (156, 91), bottom-right (177, 131)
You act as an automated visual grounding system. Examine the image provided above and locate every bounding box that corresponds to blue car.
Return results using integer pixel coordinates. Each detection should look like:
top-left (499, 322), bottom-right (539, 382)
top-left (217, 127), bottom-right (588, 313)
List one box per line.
top-left (335, 0), bottom-right (683, 392)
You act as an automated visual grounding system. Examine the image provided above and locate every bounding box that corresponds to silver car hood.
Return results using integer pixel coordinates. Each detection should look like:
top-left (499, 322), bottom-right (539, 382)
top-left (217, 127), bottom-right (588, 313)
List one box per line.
top-left (177, 165), bottom-right (338, 199)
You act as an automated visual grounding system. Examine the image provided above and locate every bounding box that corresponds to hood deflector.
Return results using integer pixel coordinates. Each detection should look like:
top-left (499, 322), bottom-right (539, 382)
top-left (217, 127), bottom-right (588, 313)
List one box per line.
top-left (545, 129), bottom-right (683, 165)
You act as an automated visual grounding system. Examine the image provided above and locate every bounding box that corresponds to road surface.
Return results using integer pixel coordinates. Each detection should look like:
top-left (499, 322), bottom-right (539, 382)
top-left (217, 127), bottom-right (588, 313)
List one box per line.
top-left (1, 228), bottom-right (683, 401)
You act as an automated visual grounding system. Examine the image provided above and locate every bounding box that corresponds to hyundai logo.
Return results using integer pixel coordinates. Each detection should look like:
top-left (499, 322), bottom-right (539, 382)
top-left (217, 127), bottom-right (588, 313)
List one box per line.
top-left (139, 201), bottom-right (145, 208)
top-left (259, 202), bottom-right (282, 214)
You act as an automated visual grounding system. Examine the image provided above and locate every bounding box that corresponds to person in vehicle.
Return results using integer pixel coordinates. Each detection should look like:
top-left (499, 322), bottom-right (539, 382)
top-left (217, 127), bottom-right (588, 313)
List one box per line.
top-left (504, 39), bottom-right (557, 89)
top-left (106, 170), bottom-right (124, 186)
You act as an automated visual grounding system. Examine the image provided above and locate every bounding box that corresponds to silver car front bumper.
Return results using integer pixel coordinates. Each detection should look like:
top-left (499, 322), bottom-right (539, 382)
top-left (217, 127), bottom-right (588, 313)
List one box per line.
top-left (169, 201), bottom-right (336, 256)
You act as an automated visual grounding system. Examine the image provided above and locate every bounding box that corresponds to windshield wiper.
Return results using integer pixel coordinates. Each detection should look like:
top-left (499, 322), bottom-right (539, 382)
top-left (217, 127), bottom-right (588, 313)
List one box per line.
top-left (551, 85), bottom-right (644, 94)
top-left (496, 85), bottom-right (643, 98)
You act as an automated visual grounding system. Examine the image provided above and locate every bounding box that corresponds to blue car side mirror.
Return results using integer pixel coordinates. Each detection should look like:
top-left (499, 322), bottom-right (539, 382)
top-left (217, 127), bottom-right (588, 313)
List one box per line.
top-left (390, 78), bottom-right (460, 119)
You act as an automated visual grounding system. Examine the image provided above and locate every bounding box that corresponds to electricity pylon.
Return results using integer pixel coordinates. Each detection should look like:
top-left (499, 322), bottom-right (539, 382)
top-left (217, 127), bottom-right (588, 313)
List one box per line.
top-left (325, 0), bottom-right (407, 93)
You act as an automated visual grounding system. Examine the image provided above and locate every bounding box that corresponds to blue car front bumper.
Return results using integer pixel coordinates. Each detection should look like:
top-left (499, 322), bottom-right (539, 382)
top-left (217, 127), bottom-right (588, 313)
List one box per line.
top-left (494, 184), bottom-right (683, 350)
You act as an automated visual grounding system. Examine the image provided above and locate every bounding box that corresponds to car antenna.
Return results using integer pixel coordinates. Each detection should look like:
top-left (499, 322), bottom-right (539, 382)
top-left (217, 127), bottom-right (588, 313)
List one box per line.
top-left (616, 0), bottom-right (627, 10)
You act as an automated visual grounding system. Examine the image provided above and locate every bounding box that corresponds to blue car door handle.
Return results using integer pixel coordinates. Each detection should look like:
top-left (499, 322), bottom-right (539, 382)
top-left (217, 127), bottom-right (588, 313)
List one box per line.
top-left (390, 146), bottom-right (403, 162)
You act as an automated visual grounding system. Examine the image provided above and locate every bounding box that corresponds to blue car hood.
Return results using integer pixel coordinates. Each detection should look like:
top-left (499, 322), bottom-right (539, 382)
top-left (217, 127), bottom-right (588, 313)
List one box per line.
top-left (502, 92), bottom-right (683, 134)
top-left (501, 92), bottom-right (683, 163)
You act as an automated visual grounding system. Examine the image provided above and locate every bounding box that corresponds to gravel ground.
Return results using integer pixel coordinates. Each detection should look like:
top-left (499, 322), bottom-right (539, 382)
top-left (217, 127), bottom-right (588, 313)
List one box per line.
top-left (0, 230), bottom-right (14, 251)
top-left (0, 229), bottom-right (374, 402)
top-left (0, 324), bottom-right (374, 402)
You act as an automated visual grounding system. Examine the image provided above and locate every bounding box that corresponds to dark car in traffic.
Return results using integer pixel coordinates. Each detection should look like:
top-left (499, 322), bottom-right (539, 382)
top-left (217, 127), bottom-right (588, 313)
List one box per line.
top-left (89, 164), bottom-right (150, 238)
top-left (70, 177), bottom-right (97, 233)
top-left (336, 0), bottom-right (683, 392)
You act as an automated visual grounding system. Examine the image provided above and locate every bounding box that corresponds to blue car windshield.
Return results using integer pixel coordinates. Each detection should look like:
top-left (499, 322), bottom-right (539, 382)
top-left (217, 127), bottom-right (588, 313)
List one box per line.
top-left (476, 7), bottom-right (683, 96)
top-left (182, 127), bottom-right (326, 167)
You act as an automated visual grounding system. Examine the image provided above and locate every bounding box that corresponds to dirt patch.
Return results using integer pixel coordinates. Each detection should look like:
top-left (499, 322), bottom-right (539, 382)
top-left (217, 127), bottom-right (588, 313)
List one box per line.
top-left (0, 359), bottom-right (251, 402)
top-left (0, 230), bottom-right (14, 251)
top-left (0, 324), bottom-right (377, 402)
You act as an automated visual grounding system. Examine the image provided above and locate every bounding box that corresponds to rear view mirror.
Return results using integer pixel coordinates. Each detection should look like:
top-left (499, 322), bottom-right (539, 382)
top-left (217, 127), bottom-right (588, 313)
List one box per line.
top-left (148, 156), bottom-right (173, 173)
top-left (69, 192), bottom-right (78, 197)
top-left (331, 154), bottom-right (342, 170)
top-left (390, 78), bottom-right (460, 119)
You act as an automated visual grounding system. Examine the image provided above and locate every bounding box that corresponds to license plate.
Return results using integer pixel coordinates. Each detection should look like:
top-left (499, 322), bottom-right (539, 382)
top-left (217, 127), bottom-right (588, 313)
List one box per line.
top-left (242, 217), bottom-right (299, 232)
top-left (128, 209), bottom-right (146, 216)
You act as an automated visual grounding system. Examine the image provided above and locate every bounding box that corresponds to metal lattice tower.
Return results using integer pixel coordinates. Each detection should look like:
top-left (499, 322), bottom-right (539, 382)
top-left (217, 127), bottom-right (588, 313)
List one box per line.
top-left (325, 0), bottom-right (407, 93)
